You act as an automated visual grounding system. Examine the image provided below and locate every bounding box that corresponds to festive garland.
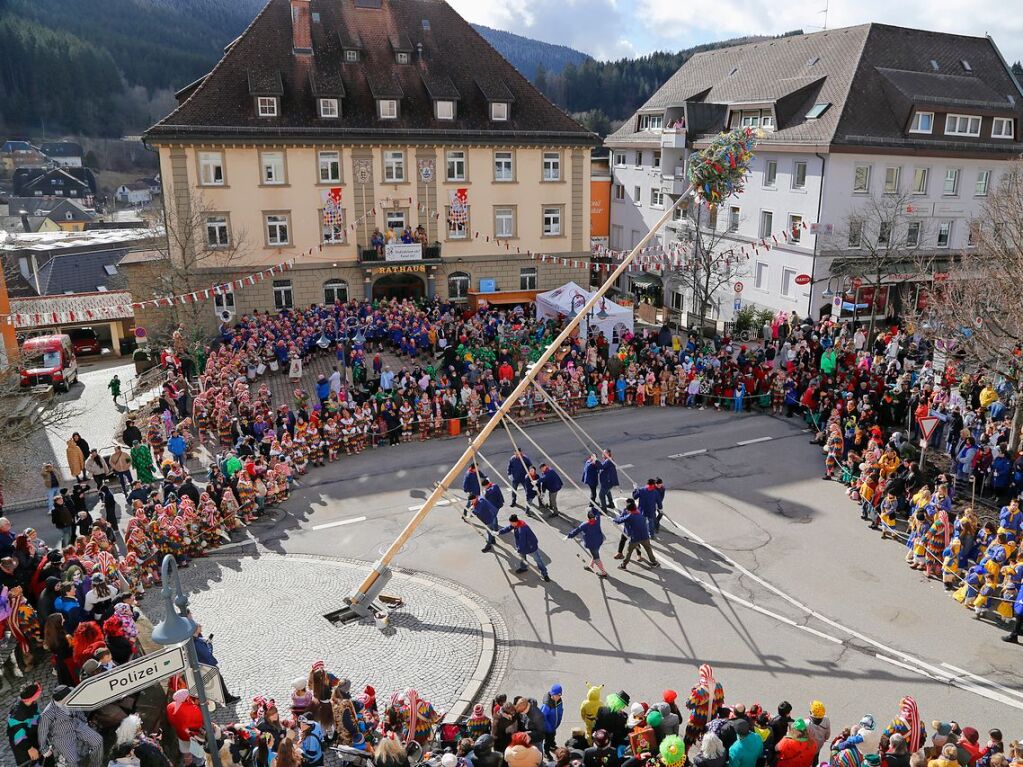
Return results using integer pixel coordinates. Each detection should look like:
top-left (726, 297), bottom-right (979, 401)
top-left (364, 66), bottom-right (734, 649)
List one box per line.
top-left (688, 127), bottom-right (759, 204)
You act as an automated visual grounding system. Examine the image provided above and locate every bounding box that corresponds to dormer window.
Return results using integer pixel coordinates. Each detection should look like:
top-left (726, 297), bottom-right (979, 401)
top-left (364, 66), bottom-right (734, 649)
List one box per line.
top-left (909, 112), bottom-right (933, 134)
top-left (396, 51), bottom-right (409, 64)
top-left (761, 114), bottom-right (775, 130)
top-left (257, 96), bottom-right (278, 117)
top-left (319, 98), bottom-right (339, 118)
top-left (435, 100), bottom-right (455, 120)
top-left (345, 49), bottom-right (359, 62)
top-left (379, 99), bottom-right (398, 119)
top-left (993, 117), bottom-right (1014, 139)
top-left (490, 102), bottom-right (508, 121)
top-left (637, 114), bottom-right (662, 131)
top-left (945, 114), bottom-right (981, 137)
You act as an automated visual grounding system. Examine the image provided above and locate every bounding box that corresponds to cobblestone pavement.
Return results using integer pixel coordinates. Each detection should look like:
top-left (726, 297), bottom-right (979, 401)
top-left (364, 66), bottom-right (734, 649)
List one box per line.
top-left (139, 553), bottom-right (505, 722)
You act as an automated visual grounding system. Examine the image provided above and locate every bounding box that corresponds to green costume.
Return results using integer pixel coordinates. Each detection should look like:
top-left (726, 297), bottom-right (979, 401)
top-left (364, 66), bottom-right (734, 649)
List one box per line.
top-left (130, 443), bottom-right (155, 484)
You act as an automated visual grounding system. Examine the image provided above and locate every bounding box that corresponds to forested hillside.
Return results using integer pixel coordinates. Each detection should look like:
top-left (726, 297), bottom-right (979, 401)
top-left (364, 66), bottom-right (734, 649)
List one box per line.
top-left (471, 24), bottom-right (591, 77)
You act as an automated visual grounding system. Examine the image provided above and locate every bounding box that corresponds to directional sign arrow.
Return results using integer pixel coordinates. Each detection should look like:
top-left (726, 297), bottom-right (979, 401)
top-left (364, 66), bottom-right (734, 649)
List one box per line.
top-left (64, 643), bottom-right (188, 710)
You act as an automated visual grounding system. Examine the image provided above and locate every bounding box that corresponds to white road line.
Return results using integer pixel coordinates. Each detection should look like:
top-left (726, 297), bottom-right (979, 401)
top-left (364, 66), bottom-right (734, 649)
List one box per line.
top-left (619, 463), bottom-right (635, 469)
top-left (941, 663), bottom-right (1023, 700)
top-left (736, 436), bottom-right (773, 446)
top-left (875, 653), bottom-right (943, 680)
top-left (669, 449), bottom-right (707, 459)
top-left (408, 499), bottom-right (451, 511)
top-left (311, 515), bottom-right (367, 531)
top-left (797, 625), bottom-right (844, 644)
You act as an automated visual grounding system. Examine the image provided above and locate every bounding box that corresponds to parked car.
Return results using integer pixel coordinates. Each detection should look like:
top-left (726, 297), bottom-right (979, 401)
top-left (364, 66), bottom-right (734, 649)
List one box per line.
top-left (68, 327), bottom-right (102, 355)
top-left (19, 334), bottom-right (79, 391)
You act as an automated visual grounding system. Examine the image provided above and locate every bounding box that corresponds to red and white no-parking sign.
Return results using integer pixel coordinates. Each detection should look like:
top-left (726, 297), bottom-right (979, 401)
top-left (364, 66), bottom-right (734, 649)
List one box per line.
top-left (733, 282), bottom-right (744, 294)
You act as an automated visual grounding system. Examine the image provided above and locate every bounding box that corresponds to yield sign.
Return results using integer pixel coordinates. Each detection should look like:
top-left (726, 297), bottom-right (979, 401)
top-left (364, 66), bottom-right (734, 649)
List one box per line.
top-left (917, 415), bottom-right (941, 441)
top-left (64, 643), bottom-right (188, 710)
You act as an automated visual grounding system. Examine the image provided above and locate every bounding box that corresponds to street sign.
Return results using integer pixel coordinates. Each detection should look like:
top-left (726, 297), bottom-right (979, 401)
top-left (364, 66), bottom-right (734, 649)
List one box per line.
top-left (186, 662), bottom-right (225, 706)
top-left (917, 415), bottom-right (941, 441)
top-left (64, 644), bottom-right (187, 710)
top-left (733, 281), bottom-right (744, 294)
top-left (733, 297), bottom-right (742, 312)
top-left (794, 274), bottom-right (812, 286)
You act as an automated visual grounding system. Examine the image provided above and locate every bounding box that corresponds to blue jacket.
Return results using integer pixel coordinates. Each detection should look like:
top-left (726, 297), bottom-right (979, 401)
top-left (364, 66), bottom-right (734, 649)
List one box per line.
top-left (168, 435), bottom-right (187, 457)
top-left (599, 459), bottom-right (619, 490)
top-left (632, 486), bottom-right (658, 519)
top-left (462, 469), bottom-right (482, 497)
top-left (508, 454), bottom-right (532, 483)
top-left (539, 468), bottom-right (563, 493)
top-left (1015, 585), bottom-right (1023, 617)
top-left (581, 459), bottom-right (600, 488)
top-left (315, 379), bottom-right (330, 400)
top-left (484, 483), bottom-right (505, 511)
top-left (471, 497), bottom-right (499, 527)
top-left (499, 522), bottom-right (539, 554)
top-left (567, 517), bottom-right (605, 550)
top-left (614, 510), bottom-right (650, 542)
top-left (540, 694), bottom-right (564, 733)
top-left (194, 634), bottom-right (218, 667)
top-left (300, 721), bottom-right (325, 766)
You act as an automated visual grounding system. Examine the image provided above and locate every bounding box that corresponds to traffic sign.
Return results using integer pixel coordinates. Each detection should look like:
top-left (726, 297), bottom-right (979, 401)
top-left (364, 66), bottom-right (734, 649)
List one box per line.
top-left (186, 662), bottom-right (225, 706)
top-left (64, 643), bottom-right (188, 710)
top-left (733, 297), bottom-right (742, 312)
top-left (917, 415), bottom-right (941, 441)
top-left (733, 282), bottom-right (744, 294)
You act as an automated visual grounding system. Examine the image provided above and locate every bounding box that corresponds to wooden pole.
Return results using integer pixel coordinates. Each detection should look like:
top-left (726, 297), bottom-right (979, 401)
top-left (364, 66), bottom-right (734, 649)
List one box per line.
top-left (352, 185), bottom-right (695, 598)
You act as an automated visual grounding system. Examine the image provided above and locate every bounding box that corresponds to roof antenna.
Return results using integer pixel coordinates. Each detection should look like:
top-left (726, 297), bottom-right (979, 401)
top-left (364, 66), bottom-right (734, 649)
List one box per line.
top-left (820, 0), bottom-right (829, 30)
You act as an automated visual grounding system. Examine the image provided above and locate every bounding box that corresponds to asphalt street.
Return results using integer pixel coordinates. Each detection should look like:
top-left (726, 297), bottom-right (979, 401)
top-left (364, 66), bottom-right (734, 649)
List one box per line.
top-left (19, 407), bottom-right (1023, 733)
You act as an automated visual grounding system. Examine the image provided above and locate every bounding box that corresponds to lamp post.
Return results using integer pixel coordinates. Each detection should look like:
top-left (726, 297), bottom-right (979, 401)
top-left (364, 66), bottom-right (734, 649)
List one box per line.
top-left (152, 554), bottom-right (222, 767)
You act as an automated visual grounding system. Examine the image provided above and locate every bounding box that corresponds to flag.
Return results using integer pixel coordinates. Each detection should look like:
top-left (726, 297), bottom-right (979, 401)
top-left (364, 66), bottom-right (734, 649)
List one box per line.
top-left (322, 187), bottom-right (343, 227)
top-left (448, 188), bottom-right (469, 225)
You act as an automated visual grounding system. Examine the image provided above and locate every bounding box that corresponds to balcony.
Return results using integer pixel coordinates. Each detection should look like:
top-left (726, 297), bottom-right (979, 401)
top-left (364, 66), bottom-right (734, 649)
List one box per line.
top-left (661, 128), bottom-right (686, 149)
top-left (660, 168), bottom-right (688, 195)
top-left (359, 241), bottom-right (442, 263)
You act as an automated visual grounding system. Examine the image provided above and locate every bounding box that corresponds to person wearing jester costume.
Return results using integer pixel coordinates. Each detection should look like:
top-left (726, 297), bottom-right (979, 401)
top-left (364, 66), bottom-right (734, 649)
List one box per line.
top-left (882, 697), bottom-right (925, 753)
top-left (685, 664), bottom-right (724, 747)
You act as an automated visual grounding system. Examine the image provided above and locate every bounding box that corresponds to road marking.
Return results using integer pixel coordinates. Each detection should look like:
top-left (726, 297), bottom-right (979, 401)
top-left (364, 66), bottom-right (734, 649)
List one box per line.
top-left (408, 499), bottom-right (451, 511)
top-left (796, 624), bottom-right (844, 644)
top-left (619, 463), bottom-right (635, 469)
top-left (875, 653), bottom-right (944, 680)
top-left (941, 663), bottom-right (1023, 700)
top-left (669, 449), bottom-right (707, 459)
top-left (311, 515), bottom-right (367, 531)
top-left (736, 436), bottom-right (773, 446)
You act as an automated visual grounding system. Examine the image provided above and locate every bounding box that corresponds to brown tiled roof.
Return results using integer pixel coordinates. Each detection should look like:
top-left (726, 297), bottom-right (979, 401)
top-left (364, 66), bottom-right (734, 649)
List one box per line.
top-left (146, 0), bottom-right (595, 145)
top-left (309, 68), bottom-right (346, 97)
top-left (248, 70), bottom-right (284, 96)
top-left (876, 68), bottom-right (1008, 110)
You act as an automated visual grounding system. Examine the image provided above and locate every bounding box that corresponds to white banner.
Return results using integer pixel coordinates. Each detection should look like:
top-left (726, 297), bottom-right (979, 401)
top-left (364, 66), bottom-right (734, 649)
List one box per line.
top-left (385, 242), bottom-right (423, 262)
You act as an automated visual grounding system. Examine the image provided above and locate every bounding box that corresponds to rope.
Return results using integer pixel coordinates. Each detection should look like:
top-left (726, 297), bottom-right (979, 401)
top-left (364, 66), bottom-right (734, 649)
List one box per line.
top-left (504, 413), bottom-right (589, 505)
top-left (532, 382), bottom-right (598, 456)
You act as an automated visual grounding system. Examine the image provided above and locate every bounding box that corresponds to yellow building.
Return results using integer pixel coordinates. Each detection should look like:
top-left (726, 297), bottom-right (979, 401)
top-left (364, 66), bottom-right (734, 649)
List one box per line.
top-left (141, 0), bottom-right (597, 321)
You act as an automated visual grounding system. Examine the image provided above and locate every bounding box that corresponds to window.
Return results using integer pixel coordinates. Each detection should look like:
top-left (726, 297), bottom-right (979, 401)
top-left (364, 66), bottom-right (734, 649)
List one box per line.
top-left (494, 151), bottom-right (513, 182)
top-left (273, 279), bottom-right (293, 309)
top-left (383, 150), bottom-right (405, 182)
top-left (495, 207), bottom-right (515, 238)
top-left (520, 266), bottom-right (537, 290)
top-left (943, 168), bottom-right (960, 196)
top-left (740, 112), bottom-right (760, 127)
top-left (448, 272), bottom-right (470, 300)
top-left (633, 186), bottom-right (641, 205)
top-left (612, 183), bottom-right (625, 201)
top-left (345, 49), bottom-right (359, 62)
top-left (445, 206), bottom-right (467, 239)
top-left (378, 99), bottom-right (398, 119)
top-left (214, 288), bottom-right (234, 311)
top-left (853, 165), bottom-right (871, 193)
top-left (906, 221), bottom-right (921, 247)
top-left (198, 152), bottom-right (224, 186)
top-left (490, 102), bottom-right (508, 121)
top-left (878, 221), bottom-right (891, 246)
top-left (542, 206), bottom-right (562, 236)
top-left (614, 152), bottom-right (626, 167)
top-left (385, 210), bottom-right (406, 231)
top-left (260, 151), bottom-right (286, 184)
top-left (884, 166), bottom-right (901, 194)
top-left (319, 98), bottom-right (339, 118)
top-left (848, 220), bottom-right (863, 248)
top-left (651, 151), bottom-right (661, 168)
top-left (937, 220), bottom-right (952, 248)
top-left (781, 268), bottom-right (797, 298)
top-left (754, 261), bottom-right (768, 290)
top-left (805, 102), bottom-right (831, 119)
top-left (634, 152), bottom-right (644, 168)
top-left (975, 170), bottom-right (991, 196)
top-left (788, 214), bottom-right (802, 243)
top-left (945, 114), bottom-right (981, 137)
top-left (728, 206), bottom-right (740, 232)
top-left (205, 215), bottom-right (229, 247)
top-left (761, 114), bottom-right (775, 130)
top-left (993, 117), bottom-right (1014, 139)
top-left (650, 188), bottom-right (664, 208)
top-left (543, 152), bottom-right (561, 181)
top-left (909, 112), bottom-right (934, 134)
top-left (265, 213), bottom-right (290, 246)
top-left (759, 210), bottom-right (773, 239)
top-left (792, 161), bottom-right (807, 189)
top-left (435, 100), bottom-right (455, 120)
top-left (610, 224), bottom-right (623, 249)
top-left (638, 114), bottom-right (663, 131)
top-left (706, 206), bottom-right (718, 230)
top-left (764, 160), bottom-right (777, 187)
top-left (321, 209), bottom-right (346, 244)
top-left (318, 151), bottom-right (341, 183)
top-left (445, 150), bottom-right (466, 182)
top-left (670, 289), bottom-right (684, 312)
top-left (323, 279), bottom-right (348, 303)
top-left (396, 51), bottom-right (409, 64)
top-left (912, 167), bottom-right (929, 194)
top-left (257, 96), bottom-right (278, 117)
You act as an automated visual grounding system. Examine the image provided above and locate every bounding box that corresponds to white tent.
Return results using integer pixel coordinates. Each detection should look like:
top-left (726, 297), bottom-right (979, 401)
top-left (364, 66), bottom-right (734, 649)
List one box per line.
top-left (535, 281), bottom-right (634, 348)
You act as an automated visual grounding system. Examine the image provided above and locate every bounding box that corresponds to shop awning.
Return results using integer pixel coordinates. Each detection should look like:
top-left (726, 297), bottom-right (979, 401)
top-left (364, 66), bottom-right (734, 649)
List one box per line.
top-left (9, 290), bottom-right (134, 328)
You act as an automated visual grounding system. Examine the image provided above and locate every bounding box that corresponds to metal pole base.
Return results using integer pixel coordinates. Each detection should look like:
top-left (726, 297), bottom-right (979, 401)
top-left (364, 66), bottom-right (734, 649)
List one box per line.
top-left (326, 562), bottom-right (394, 624)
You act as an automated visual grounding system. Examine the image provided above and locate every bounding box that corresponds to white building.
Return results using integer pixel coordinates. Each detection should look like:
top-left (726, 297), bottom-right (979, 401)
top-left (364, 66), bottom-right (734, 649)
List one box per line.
top-left (606, 23), bottom-right (1023, 329)
top-left (115, 182), bottom-right (153, 206)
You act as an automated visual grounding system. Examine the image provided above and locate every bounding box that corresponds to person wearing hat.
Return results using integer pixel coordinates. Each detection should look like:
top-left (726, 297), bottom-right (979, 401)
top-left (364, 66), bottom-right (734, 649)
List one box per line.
top-left (40, 685), bottom-right (104, 767)
top-left (498, 515), bottom-right (550, 582)
top-left (466, 703), bottom-right (492, 739)
top-left (505, 731), bottom-right (543, 767)
top-left (6, 682), bottom-right (41, 767)
top-left (594, 692), bottom-right (630, 749)
top-left (804, 701), bottom-right (830, 763)
top-left (775, 719), bottom-right (816, 767)
top-left (468, 493), bottom-right (501, 553)
top-left (541, 684), bottom-right (564, 756)
top-left (584, 729), bottom-right (619, 767)
top-left (299, 715), bottom-right (326, 767)
top-left (567, 510), bottom-right (608, 577)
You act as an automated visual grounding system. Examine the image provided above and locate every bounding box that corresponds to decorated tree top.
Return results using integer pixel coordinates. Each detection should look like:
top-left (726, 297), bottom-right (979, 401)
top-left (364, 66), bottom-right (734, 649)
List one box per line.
top-left (687, 127), bottom-right (760, 204)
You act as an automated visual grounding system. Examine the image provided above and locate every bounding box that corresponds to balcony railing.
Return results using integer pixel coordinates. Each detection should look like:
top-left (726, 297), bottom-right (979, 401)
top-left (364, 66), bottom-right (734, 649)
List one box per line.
top-left (359, 242), bottom-right (443, 263)
top-left (660, 128), bottom-right (686, 148)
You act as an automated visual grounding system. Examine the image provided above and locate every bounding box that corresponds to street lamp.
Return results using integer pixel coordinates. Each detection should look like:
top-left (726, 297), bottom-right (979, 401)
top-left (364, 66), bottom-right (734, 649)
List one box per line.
top-left (152, 555), bottom-right (222, 767)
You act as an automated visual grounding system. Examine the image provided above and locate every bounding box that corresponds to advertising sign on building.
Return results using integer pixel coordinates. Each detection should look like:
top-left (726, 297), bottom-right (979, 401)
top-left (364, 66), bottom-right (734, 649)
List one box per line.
top-left (385, 243), bottom-right (423, 262)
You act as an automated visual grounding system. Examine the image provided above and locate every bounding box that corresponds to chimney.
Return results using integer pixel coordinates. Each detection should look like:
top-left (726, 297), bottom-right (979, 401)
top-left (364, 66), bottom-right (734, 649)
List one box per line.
top-left (19, 210), bottom-right (30, 233)
top-left (291, 0), bottom-right (313, 56)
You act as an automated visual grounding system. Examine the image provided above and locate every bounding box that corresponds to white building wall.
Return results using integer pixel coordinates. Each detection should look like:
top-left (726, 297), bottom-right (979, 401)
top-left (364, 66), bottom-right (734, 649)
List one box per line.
top-left (608, 144), bottom-right (666, 251)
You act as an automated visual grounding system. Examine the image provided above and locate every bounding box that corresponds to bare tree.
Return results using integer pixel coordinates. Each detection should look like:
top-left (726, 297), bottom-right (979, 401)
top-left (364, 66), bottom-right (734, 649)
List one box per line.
top-left (674, 201), bottom-right (750, 327)
top-left (916, 163), bottom-right (1023, 449)
top-left (822, 190), bottom-right (935, 341)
